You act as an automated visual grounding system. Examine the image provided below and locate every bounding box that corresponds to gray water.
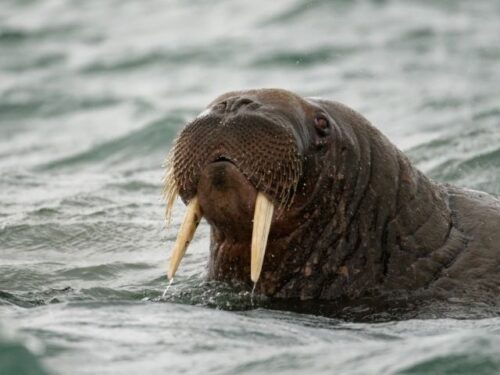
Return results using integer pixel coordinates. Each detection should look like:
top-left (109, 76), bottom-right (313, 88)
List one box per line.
top-left (1, 0), bottom-right (500, 374)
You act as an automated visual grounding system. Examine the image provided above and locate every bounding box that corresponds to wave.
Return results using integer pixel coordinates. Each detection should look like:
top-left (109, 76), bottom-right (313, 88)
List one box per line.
top-left (407, 123), bottom-right (500, 195)
top-left (0, 90), bottom-right (120, 121)
top-left (251, 45), bottom-right (355, 68)
top-left (38, 113), bottom-right (186, 171)
top-left (80, 41), bottom-right (242, 74)
top-left (260, 0), bottom-right (350, 25)
top-left (0, 218), bottom-right (161, 253)
top-left (0, 24), bottom-right (77, 44)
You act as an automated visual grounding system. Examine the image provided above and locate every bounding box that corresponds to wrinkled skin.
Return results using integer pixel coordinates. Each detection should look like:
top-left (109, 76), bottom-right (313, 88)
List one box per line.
top-left (168, 88), bottom-right (500, 306)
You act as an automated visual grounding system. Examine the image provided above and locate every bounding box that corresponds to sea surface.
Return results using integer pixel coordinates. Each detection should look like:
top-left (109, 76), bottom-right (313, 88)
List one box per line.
top-left (1, 0), bottom-right (500, 374)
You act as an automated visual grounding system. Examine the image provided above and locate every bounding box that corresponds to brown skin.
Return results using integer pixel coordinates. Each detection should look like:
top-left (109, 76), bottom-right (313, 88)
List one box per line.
top-left (168, 88), bottom-right (500, 306)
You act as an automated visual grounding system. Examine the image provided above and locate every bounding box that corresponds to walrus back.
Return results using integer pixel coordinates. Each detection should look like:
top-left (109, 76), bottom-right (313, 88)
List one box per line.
top-left (431, 185), bottom-right (500, 300)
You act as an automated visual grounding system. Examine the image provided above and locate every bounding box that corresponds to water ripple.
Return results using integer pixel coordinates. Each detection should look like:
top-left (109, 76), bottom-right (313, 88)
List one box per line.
top-left (38, 113), bottom-right (184, 170)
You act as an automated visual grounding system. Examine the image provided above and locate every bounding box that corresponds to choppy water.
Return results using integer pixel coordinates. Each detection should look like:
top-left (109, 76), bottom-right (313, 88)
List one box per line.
top-left (1, 0), bottom-right (500, 374)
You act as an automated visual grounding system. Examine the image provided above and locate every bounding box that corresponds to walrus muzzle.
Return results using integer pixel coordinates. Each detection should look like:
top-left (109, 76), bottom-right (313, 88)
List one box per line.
top-left (164, 111), bottom-right (302, 283)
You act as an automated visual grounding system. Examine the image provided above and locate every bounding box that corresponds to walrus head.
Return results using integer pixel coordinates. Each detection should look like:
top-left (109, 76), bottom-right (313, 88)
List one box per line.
top-left (164, 88), bottom-right (454, 300)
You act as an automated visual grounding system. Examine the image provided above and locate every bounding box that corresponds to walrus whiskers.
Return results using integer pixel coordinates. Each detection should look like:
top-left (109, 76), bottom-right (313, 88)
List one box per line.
top-left (163, 161), bottom-right (178, 224)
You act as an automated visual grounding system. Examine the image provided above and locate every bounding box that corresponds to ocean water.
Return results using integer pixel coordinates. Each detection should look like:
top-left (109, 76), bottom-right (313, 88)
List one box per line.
top-left (1, 0), bottom-right (500, 374)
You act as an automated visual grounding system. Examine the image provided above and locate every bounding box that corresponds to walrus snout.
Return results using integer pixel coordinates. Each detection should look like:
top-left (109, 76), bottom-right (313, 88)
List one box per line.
top-left (166, 110), bottom-right (303, 208)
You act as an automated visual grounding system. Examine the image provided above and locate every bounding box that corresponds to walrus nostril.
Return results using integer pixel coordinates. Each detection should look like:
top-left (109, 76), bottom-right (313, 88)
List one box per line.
top-left (213, 101), bottom-right (227, 111)
top-left (228, 97), bottom-right (257, 112)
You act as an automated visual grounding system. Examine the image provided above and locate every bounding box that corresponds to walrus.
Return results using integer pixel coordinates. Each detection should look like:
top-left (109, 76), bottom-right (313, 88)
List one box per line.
top-left (163, 88), bottom-right (500, 308)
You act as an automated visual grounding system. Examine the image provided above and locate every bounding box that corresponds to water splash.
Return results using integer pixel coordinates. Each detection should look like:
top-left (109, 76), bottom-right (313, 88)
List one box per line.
top-left (161, 278), bottom-right (174, 300)
top-left (251, 282), bottom-right (257, 307)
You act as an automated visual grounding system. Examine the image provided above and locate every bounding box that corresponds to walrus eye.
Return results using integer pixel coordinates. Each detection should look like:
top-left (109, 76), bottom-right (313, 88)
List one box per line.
top-left (314, 115), bottom-right (330, 136)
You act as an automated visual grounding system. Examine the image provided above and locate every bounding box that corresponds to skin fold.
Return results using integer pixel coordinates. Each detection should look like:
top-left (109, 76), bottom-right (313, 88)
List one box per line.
top-left (166, 88), bottom-right (500, 307)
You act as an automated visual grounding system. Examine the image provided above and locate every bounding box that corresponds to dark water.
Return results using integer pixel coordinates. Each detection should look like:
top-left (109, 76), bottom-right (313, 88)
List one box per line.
top-left (1, 0), bottom-right (500, 374)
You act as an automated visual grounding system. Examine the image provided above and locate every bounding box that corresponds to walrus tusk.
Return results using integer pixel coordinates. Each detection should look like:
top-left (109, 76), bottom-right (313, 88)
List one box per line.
top-left (167, 196), bottom-right (202, 280)
top-left (251, 192), bottom-right (274, 283)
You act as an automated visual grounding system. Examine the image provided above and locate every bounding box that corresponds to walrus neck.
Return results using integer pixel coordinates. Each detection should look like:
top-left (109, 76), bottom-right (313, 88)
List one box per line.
top-left (275, 113), bottom-right (461, 300)
top-left (316, 116), bottom-right (461, 299)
